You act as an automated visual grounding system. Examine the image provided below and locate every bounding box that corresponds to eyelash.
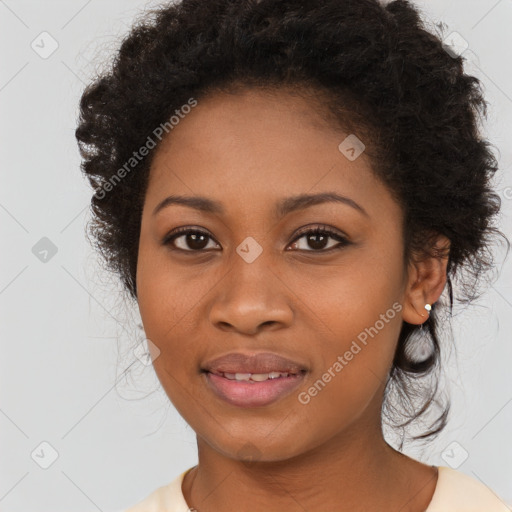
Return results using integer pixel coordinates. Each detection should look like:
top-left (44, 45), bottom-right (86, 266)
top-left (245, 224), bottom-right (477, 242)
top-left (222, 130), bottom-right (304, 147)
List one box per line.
top-left (162, 225), bottom-right (350, 254)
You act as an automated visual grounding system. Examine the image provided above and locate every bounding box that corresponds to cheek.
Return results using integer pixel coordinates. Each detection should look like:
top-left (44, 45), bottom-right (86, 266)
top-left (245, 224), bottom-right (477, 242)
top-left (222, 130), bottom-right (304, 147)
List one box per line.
top-left (298, 304), bottom-right (401, 413)
top-left (290, 249), bottom-right (404, 347)
top-left (288, 319), bottom-right (402, 457)
top-left (136, 239), bottom-right (200, 339)
top-left (136, 247), bottom-right (187, 380)
top-left (137, 261), bottom-right (205, 422)
top-left (137, 275), bottom-right (198, 375)
top-left (136, 244), bottom-right (219, 409)
top-left (290, 259), bottom-right (404, 424)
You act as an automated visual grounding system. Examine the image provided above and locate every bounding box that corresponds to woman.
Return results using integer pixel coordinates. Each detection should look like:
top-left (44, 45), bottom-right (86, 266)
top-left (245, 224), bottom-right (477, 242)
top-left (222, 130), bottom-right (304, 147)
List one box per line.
top-left (75, 0), bottom-right (510, 510)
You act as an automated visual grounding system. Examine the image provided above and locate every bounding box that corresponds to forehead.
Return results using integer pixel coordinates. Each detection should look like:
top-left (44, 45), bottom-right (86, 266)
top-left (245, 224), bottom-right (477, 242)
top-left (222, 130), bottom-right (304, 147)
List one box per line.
top-left (145, 87), bottom-right (398, 222)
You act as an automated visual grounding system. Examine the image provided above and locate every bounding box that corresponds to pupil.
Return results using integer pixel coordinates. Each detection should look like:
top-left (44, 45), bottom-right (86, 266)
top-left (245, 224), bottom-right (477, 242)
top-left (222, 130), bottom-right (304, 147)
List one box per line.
top-left (188, 233), bottom-right (209, 250)
top-left (308, 233), bottom-right (327, 250)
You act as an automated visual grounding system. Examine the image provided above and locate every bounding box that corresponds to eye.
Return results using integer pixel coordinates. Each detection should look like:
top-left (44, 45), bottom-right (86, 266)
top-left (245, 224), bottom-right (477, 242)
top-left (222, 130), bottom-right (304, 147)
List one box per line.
top-left (162, 227), bottom-right (221, 252)
top-left (287, 225), bottom-right (350, 252)
top-left (162, 225), bottom-right (350, 253)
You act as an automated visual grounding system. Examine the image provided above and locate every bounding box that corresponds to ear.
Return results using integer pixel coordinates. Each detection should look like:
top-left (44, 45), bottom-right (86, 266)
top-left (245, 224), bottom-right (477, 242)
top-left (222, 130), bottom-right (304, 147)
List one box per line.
top-left (402, 233), bottom-right (451, 325)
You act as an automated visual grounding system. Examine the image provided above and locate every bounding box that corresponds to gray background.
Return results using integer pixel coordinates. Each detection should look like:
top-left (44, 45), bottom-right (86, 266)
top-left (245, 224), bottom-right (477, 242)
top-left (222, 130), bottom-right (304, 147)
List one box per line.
top-left (1, 0), bottom-right (511, 510)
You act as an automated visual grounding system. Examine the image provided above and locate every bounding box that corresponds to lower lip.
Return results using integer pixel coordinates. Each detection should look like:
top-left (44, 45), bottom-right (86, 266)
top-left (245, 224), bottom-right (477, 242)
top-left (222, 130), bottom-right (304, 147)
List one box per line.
top-left (204, 372), bottom-right (305, 408)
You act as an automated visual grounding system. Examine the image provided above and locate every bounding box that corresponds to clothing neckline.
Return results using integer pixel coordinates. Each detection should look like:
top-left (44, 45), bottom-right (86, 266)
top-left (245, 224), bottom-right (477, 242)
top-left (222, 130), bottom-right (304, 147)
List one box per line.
top-left (178, 465), bottom-right (443, 511)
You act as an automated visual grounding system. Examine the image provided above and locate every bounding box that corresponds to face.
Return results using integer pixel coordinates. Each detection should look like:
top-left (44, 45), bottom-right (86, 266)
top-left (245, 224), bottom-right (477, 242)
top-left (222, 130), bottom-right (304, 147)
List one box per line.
top-left (136, 87), bottom-right (413, 462)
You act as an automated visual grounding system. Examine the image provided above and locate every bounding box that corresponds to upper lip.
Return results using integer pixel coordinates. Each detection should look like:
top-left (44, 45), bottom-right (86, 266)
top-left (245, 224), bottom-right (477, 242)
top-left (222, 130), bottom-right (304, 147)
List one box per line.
top-left (202, 352), bottom-right (307, 375)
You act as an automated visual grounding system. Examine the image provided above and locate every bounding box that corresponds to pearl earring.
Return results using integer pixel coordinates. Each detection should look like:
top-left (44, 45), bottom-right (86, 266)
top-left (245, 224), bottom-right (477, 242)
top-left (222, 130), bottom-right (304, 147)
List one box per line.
top-left (424, 303), bottom-right (432, 312)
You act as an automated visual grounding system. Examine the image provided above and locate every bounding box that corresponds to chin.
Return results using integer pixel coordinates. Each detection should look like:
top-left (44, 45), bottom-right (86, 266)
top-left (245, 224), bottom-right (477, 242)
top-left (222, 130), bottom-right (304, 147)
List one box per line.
top-left (198, 427), bottom-right (312, 465)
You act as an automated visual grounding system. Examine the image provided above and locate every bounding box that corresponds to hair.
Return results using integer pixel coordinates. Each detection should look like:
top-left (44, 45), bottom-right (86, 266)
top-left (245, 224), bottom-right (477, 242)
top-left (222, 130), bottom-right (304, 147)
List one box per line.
top-left (75, 0), bottom-right (509, 446)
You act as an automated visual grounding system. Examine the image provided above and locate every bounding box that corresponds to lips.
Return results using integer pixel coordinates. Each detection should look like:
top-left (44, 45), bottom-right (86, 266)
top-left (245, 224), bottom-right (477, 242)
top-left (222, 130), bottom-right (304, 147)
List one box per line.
top-left (202, 351), bottom-right (307, 375)
top-left (201, 352), bottom-right (308, 407)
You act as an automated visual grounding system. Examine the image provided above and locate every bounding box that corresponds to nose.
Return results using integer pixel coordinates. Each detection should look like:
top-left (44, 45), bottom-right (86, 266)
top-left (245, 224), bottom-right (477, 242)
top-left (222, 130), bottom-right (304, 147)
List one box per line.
top-left (208, 251), bottom-right (294, 335)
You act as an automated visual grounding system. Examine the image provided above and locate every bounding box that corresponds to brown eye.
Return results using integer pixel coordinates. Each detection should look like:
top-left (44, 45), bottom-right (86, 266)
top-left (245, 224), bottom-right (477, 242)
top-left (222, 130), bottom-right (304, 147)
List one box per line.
top-left (288, 226), bottom-right (350, 252)
top-left (162, 225), bottom-right (350, 254)
top-left (163, 228), bottom-right (221, 252)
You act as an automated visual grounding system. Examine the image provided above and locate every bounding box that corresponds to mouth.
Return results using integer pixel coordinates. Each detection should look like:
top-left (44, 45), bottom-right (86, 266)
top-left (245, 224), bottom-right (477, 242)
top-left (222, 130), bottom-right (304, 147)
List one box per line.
top-left (207, 370), bottom-right (302, 382)
top-left (202, 369), bottom-right (307, 408)
top-left (201, 351), bottom-right (308, 407)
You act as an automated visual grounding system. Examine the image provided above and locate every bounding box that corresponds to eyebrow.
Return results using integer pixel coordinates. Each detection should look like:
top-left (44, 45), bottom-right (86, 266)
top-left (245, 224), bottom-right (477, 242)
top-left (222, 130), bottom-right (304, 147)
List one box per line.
top-left (152, 192), bottom-right (369, 219)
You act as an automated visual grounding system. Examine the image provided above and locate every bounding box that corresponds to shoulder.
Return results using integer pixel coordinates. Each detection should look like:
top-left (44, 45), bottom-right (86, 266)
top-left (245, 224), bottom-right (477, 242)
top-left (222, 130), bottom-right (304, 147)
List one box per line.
top-left (123, 468), bottom-right (193, 512)
top-left (426, 466), bottom-right (510, 512)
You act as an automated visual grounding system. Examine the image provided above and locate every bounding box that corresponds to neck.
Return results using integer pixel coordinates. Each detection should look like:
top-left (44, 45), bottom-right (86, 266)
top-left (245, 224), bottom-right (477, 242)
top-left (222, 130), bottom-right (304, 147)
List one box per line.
top-left (182, 415), bottom-right (438, 512)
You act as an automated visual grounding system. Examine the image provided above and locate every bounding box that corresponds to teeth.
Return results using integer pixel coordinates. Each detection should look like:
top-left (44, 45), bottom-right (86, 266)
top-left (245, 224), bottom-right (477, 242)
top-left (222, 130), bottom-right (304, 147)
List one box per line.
top-left (221, 371), bottom-right (292, 382)
top-left (250, 373), bottom-right (271, 382)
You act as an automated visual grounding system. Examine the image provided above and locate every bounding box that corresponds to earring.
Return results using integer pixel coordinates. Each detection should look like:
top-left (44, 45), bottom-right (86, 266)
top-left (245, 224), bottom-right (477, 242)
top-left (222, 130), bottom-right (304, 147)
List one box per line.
top-left (420, 303), bottom-right (432, 318)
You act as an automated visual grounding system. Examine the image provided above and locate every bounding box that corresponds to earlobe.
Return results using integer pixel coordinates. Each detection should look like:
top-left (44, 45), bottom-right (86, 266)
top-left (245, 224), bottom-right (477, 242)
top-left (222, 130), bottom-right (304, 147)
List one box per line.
top-left (401, 234), bottom-right (450, 325)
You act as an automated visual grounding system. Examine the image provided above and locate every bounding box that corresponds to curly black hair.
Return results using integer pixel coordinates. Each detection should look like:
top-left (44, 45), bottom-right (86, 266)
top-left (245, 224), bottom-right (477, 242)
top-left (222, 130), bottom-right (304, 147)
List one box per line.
top-left (75, 0), bottom-right (509, 445)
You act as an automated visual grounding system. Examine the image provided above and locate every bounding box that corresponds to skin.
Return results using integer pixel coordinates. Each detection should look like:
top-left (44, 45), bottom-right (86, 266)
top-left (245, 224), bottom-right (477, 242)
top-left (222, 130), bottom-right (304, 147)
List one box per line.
top-left (136, 86), bottom-right (450, 511)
